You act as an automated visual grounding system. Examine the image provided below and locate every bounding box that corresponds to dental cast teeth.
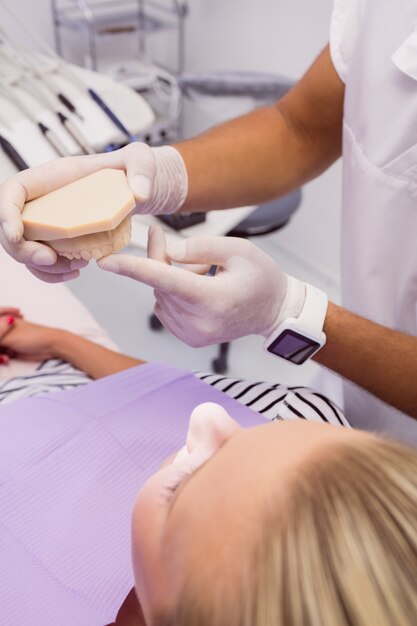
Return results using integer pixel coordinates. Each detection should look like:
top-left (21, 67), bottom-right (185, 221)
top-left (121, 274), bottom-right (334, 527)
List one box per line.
top-left (50, 214), bottom-right (132, 261)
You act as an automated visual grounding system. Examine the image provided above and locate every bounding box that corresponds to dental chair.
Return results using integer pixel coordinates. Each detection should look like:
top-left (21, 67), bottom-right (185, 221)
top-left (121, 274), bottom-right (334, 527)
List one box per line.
top-left (151, 71), bottom-right (302, 373)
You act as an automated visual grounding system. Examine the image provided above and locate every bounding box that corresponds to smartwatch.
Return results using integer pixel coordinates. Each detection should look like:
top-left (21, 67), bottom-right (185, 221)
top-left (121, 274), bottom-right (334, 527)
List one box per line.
top-left (263, 283), bottom-right (328, 365)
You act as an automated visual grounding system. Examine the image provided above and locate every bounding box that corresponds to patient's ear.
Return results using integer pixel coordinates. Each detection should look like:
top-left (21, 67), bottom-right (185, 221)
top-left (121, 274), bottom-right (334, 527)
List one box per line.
top-left (186, 403), bottom-right (240, 455)
top-left (106, 587), bottom-right (147, 626)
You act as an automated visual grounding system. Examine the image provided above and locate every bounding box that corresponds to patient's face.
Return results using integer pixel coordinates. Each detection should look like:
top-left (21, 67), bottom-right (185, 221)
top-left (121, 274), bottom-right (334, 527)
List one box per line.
top-left (131, 404), bottom-right (364, 624)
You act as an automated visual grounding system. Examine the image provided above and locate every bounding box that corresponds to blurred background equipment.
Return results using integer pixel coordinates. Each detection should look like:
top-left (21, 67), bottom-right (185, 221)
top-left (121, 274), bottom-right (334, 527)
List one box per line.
top-left (0, 0), bottom-right (188, 176)
top-left (51, 0), bottom-right (188, 143)
top-left (51, 0), bottom-right (188, 74)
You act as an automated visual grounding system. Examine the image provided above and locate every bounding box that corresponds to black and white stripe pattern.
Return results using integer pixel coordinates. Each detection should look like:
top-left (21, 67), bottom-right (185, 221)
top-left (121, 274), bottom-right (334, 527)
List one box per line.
top-left (0, 361), bottom-right (349, 429)
top-left (195, 373), bottom-right (350, 427)
top-left (0, 359), bottom-right (91, 405)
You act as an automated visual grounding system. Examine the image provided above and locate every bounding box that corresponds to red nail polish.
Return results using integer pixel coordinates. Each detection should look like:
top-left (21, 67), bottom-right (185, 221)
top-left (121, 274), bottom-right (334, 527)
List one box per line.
top-left (7, 316), bottom-right (14, 326)
top-left (0, 356), bottom-right (6, 364)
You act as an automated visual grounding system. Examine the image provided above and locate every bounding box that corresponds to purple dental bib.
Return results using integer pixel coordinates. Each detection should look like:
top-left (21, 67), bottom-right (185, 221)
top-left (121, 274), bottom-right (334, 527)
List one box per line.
top-left (0, 363), bottom-right (265, 626)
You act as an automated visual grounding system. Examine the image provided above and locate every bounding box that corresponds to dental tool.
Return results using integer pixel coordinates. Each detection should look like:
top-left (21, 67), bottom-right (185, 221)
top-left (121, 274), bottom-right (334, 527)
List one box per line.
top-left (0, 133), bottom-right (28, 170)
top-left (38, 121), bottom-right (69, 157)
top-left (57, 93), bottom-right (83, 122)
top-left (0, 34), bottom-right (85, 123)
top-left (0, 20), bottom-right (84, 121)
top-left (0, 107), bottom-right (28, 169)
top-left (0, 39), bottom-right (95, 154)
top-left (56, 111), bottom-right (94, 155)
top-left (0, 81), bottom-right (69, 156)
top-left (87, 87), bottom-right (137, 142)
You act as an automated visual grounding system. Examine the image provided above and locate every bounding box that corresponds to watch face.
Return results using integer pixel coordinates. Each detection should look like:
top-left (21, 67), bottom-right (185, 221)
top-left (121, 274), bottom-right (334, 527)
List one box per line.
top-left (267, 329), bottom-right (321, 365)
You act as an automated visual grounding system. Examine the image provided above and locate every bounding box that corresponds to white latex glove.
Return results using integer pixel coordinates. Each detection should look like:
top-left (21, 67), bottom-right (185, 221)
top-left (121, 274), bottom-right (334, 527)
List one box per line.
top-left (98, 225), bottom-right (306, 348)
top-left (0, 144), bottom-right (187, 283)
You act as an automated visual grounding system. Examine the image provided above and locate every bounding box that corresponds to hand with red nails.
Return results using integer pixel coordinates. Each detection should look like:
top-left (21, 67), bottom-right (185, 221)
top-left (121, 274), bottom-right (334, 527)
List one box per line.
top-left (0, 309), bottom-right (22, 364)
top-left (0, 307), bottom-right (23, 320)
top-left (0, 318), bottom-right (61, 362)
top-left (0, 144), bottom-right (187, 283)
top-left (99, 225), bottom-right (306, 348)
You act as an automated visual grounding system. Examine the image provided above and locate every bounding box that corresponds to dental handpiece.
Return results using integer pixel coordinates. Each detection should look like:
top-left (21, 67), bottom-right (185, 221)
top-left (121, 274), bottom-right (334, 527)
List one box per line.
top-left (57, 93), bottom-right (83, 121)
top-left (23, 81), bottom-right (93, 154)
top-left (57, 112), bottom-right (94, 155)
top-left (0, 107), bottom-right (28, 170)
top-left (0, 134), bottom-right (28, 170)
top-left (37, 122), bottom-right (69, 157)
top-left (0, 32), bottom-right (83, 123)
top-left (0, 74), bottom-right (93, 156)
top-left (0, 46), bottom-right (91, 153)
top-left (0, 83), bottom-right (69, 157)
top-left (88, 88), bottom-right (138, 142)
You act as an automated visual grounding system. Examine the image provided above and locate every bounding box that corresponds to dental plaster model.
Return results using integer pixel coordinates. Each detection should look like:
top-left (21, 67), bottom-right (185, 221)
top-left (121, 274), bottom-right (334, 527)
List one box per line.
top-left (22, 169), bottom-right (136, 261)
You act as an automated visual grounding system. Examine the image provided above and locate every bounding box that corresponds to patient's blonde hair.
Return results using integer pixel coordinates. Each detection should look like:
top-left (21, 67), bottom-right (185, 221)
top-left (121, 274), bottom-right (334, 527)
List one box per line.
top-left (164, 435), bottom-right (417, 626)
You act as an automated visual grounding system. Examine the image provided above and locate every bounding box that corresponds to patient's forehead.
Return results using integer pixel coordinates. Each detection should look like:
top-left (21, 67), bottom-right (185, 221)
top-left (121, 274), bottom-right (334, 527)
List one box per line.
top-left (162, 421), bottom-right (359, 590)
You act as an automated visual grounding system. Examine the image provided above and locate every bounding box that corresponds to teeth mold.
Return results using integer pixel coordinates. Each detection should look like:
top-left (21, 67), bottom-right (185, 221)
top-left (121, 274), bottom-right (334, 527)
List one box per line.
top-left (51, 214), bottom-right (132, 261)
top-left (22, 169), bottom-right (136, 261)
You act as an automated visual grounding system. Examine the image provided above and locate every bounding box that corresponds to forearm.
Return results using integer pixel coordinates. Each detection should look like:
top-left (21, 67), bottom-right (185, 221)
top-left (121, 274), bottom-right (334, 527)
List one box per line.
top-left (52, 331), bottom-right (145, 379)
top-left (176, 106), bottom-right (318, 212)
top-left (315, 303), bottom-right (417, 418)
top-left (176, 46), bottom-right (344, 213)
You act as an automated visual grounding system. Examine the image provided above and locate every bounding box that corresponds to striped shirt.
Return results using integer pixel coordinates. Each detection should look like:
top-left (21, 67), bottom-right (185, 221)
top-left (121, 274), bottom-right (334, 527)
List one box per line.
top-left (0, 362), bottom-right (350, 427)
top-left (195, 372), bottom-right (350, 427)
top-left (0, 359), bottom-right (91, 405)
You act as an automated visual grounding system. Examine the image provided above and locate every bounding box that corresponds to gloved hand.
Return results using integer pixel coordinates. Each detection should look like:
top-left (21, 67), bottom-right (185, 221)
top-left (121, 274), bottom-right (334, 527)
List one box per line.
top-left (98, 225), bottom-right (306, 347)
top-left (0, 143), bottom-right (188, 283)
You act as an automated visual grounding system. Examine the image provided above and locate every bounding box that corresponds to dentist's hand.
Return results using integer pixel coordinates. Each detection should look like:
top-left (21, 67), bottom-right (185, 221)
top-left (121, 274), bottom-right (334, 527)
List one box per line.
top-left (99, 226), bottom-right (306, 348)
top-left (0, 143), bottom-right (187, 283)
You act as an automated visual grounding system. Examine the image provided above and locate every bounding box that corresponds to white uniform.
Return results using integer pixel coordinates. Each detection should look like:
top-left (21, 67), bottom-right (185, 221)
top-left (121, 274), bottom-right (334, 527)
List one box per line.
top-left (329, 0), bottom-right (417, 442)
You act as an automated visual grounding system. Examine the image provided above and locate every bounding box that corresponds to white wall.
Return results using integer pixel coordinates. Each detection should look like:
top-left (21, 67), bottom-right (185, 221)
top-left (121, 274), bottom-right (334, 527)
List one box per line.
top-left (186, 0), bottom-right (332, 76)
top-left (2, 0), bottom-right (342, 295)
top-left (3, 0), bottom-right (333, 74)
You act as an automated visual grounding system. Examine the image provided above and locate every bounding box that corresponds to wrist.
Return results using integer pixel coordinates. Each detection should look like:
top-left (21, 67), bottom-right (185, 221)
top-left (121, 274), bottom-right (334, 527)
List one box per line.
top-left (136, 146), bottom-right (188, 216)
top-left (262, 275), bottom-right (306, 338)
top-left (263, 283), bottom-right (328, 365)
top-left (51, 330), bottom-right (79, 361)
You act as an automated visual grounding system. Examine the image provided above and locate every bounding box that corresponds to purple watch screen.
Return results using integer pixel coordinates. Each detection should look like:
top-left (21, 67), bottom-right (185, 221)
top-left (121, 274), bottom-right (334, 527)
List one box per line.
top-left (267, 329), bottom-right (320, 365)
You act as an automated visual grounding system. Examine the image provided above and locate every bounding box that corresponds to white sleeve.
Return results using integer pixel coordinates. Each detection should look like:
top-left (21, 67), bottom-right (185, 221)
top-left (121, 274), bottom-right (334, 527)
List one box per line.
top-left (329, 0), bottom-right (364, 83)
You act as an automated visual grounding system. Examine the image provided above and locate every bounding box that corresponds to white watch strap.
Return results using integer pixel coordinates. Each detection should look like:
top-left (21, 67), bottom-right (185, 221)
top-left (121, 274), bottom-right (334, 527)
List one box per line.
top-left (298, 283), bottom-right (328, 336)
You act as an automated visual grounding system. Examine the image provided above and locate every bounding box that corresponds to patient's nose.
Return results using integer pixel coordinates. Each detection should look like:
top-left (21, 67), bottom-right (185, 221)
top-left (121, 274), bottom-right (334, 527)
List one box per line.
top-left (186, 403), bottom-right (240, 455)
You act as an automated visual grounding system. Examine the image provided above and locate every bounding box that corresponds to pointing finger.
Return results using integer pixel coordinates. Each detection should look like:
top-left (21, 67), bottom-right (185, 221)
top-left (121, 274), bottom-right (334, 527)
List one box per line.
top-left (98, 253), bottom-right (209, 301)
top-left (166, 236), bottom-right (253, 267)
